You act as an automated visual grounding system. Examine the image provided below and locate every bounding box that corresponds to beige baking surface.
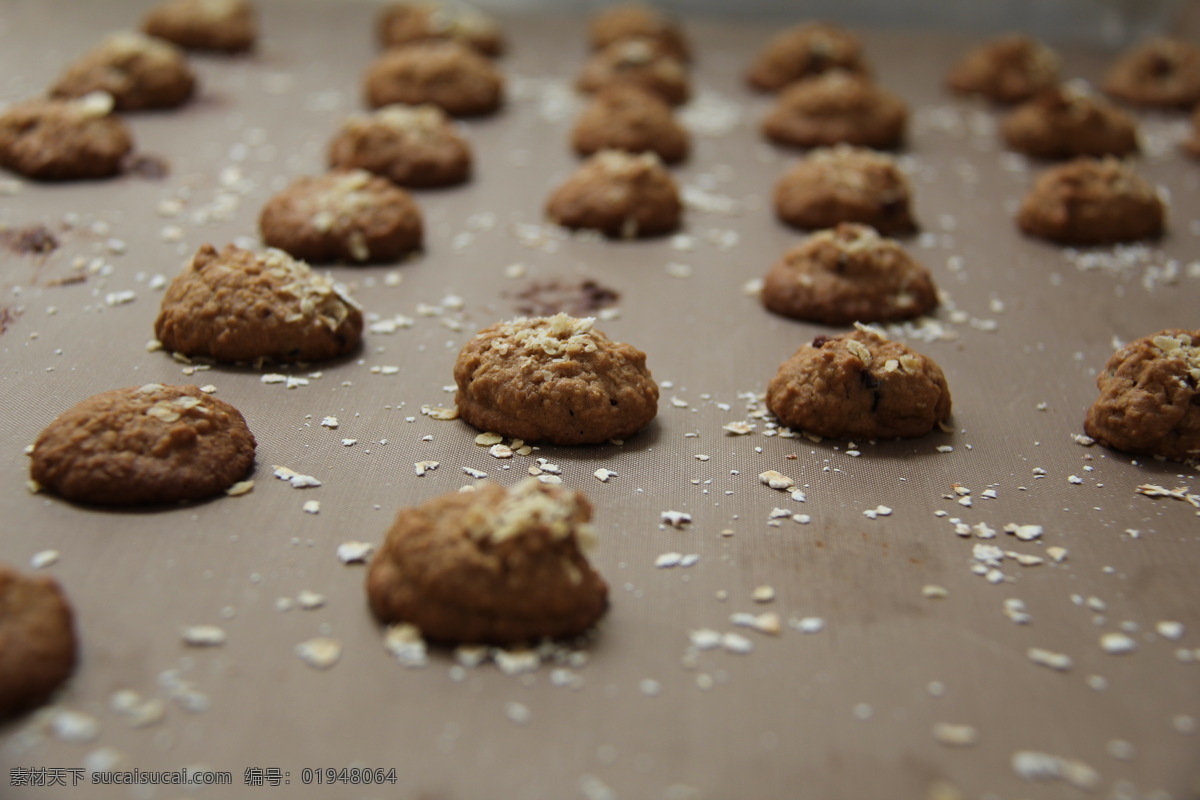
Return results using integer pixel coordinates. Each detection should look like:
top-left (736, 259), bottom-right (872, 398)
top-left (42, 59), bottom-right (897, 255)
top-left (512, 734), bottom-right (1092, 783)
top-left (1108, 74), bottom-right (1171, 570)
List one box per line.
top-left (2, 2), bottom-right (1199, 799)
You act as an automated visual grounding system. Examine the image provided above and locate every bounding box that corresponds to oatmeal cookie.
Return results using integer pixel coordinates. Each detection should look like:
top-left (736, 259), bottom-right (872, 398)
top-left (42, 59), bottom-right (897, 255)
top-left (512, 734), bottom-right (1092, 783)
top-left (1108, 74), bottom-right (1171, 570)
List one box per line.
top-left (0, 565), bottom-right (77, 717)
top-left (141, 0), bottom-right (257, 53)
top-left (1002, 86), bottom-right (1139, 159)
top-left (546, 150), bottom-right (681, 238)
top-left (260, 169), bottom-right (423, 264)
top-left (30, 384), bottom-right (256, 506)
top-left (367, 480), bottom-right (608, 645)
top-left (1103, 37), bottom-right (1200, 109)
top-left (328, 103), bottom-right (471, 188)
top-left (762, 70), bottom-right (907, 150)
top-left (571, 84), bottom-right (689, 164)
top-left (50, 32), bottom-right (195, 111)
top-left (454, 313), bottom-right (659, 445)
top-left (377, 2), bottom-right (504, 57)
top-left (773, 145), bottom-right (916, 235)
top-left (946, 34), bottom-right (1060, 103)
top-left (0, 94), bottom-right (132, 181)
top-left (1084, 330), bottom-right (1200, 462)
top-left (154, 244), bottom-right (363, 363)
top-left (761, 223), bottom-right (938, 325)
top-left (746, 22), bottom-right (868, 92)
top-left (767, 326), bottom-right (952, 440)
top-left (364, 40), bottom-right (503, 116)
top-left (576, 37), bottom-right (689, 106)
top-left (588, 3), bottom-right (689, 62)
top-left (1016, 156), bottom-right (1165, 244)
top-left (1184, 105), bottom-right (1200, 159)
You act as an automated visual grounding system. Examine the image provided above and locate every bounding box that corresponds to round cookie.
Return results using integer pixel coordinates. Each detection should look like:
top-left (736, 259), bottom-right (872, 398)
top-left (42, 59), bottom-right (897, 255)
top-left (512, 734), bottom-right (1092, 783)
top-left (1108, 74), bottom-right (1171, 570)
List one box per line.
top-left (30, 383), bottom-right (256, 506)
top-left (328, 103), bottom-right (471, 188)
top-left (377, 2), bottom-right (505, 57)
top-left (1184, 106), bottom-right (1200, 159)
top-left (1002, 86), bottom-right (1139, 160)
top-left (259, 169), bottom-right (423, 264)
top-left (766, 326), bottom-right (952, 440)
top-left (1103, 37), bottom-right (1200, 109)
top-left (1084, 330), bottom-right (1200, 462)
top-left (588, 3), bottom-right (689, 62)
top-left (773, 145), bottom-right (917, 235)
top-left (1016, 157), bottom-right (1165, 245)
top-left (746, 22), bottom-right (868, 92)
top-left (367, 479), bottom-right (609, 645)
top-left (576, 37), bottom-right (689, 106)
top-left (762, 70), bottom-right (907, 150)
top-left (0, 565), bottom-right (77, 717)
top-left (154, 243), bottom-right (364, 363)
top-left (50, 32), bottom-right (196, 112)
top-left (570, 84), bottom-right (690, 164)
top-left (363, 40), bottom-right (503, 116)
top-left (141, 0), bottom-right (257, 53)
top-left (453, 312), bottom-right (659, 445)
top-left (546, 150), bottom-right (682, 238)
top-left (761, 223), bottom-right (938, 325)
top-left (0, 94), bottom-right (132, 181)
top-left (945, 34), bottom-right (1060, 104)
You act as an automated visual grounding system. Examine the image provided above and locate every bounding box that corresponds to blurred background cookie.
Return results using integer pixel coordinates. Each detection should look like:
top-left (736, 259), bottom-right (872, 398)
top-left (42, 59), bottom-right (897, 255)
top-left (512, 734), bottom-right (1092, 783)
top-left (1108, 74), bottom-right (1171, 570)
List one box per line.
top-left (546, 150), bottom-right (681, 238)
top-left (762, 70), bottom-right (907, 149)
top-left (745, 22), bottom-right (867, 92)
top-left (945, 34), bottom-right (1060, 103)
top-left (1103, 37), bottom-right (1200, 109)
top-left (50, 32), bottom-right (195, 111)
top-left (377, 1), bottom-right (505, 56)
top-left (0, 94), bottom-right (132, 180)
top-left (328, 103), bottom-right (472, 187)
top-left (570, 84), bottom-right (689, 164)
top-left (0, 564), bottom-right (77, 717)
top-left (1016, 156), bottom-right (1165, 244)
top-left (576, 37), bottom-right (689, 106)
top-left (588, 3), bottom-right (689, 62)
top-left (141, 0), bottom-right (257, 53)
top-left (773, 145), bottom-right (916, 235)
top-left (364, 40), bottom-right (504, 116)
top-left (1002, 85), bottom-right (1139, 159)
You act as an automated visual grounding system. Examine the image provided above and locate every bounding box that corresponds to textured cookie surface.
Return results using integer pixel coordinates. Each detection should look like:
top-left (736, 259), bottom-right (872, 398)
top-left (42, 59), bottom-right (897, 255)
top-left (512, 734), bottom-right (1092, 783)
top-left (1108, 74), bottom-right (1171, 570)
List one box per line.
top-left (571, 85), bottom-right (689, 164)
top-left (377, 2), bottom-right (504, 56)
top-left (746, 22), bottom-right (867, 92)
top-left (50, 32), bottom-right (195, 111)
top-left (364, 40), bottom-right (503, 116)
top-left (588, 3), bottom-right (689, 62)
top-left (0, 95), bottom-right (132, 181)
top-left (0, 565), bottom-right (77, 717)
top-left (328, 103), bottom-right (472, 188)
top-left (774, 145), bottom-right (916, 235)
top-left (546, 150), bottom-right (681, 238)
top-left (1103, 37), bottom-right (1200, 109)
top-left (141, 0), bottom-right (257, 53)
top-left (945, 34), bottom-right (1059, 103)
top-left (1016, 156), bottom-right (1165, 245)
top-left (1002, 87), bottom-right (1139, 160)
top-left (762, 70), bottom-right (907, 149)
top-left (576, 37), bottom-right (689, 105)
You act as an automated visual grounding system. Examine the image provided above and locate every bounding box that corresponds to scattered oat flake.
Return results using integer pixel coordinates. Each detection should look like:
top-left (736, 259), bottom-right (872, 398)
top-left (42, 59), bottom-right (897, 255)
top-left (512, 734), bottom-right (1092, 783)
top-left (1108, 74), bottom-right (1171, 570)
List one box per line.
top-left (475, 432), bottom-right (503, 446)
top-left (272, 465), bottom-right (321, 489)
top-left (933, 723), bottom-right (978, 747)
top-left (181, 625), bottom-right (227, 647)
top-left (655, 552), bottom-right (683, 568)
top-left (414, 460), bottom-right (439, 476)
top-left (261, 374), bottom-right (287, 384)
top-left (504, 701), bottom-right (531, 725)
top-left (594, 468), bottom-right (617, 482)
top-left (336, 541), bottom-right (374, 564)
top-left (759, 470), bottom-right (794, 490)
top-left (723, 421), bottom-right (754, 435)
top-left (52, 710), bottom-right (100, 744)
top-left (296, 591), bottom-right (326, 610)
top-left (670, 397), bottom-right (689, 408)
top-left (792, 616), bottom-right (825, 634)
top-left (320, 416), bottom-right (338, 429)
top-left (1027, 647), bottom-right (1073, 671)
top-left (422, 405), bottom-right (459, 421)
top-left (463, 467), bottom-right (488, 479)
top-left (384, 623), bottom-right (428, 668)
top-left (1046, 546), bottom-right (1068, 562)
top-left (1005, 523), bottom-right (1044, 541)
top-left (302, 499), bottom-right (320, 514)
top-left (224, 479), bottom-right (253, 497)
top-left (863, 505), bottom-right (892, 519)
top-left (495, 648), bottom-right (540, 675)
top-left (1100, 632), bottom-right (1137, 655)
top-left (661, 510), bottom-right (692, 528)
top-left (752, 585), bottom-right (775, 603)
top-left (295, 637), bottom-right (342, 670)
top-left (1156, 621), bottom-right (1185, 640)
top-left (689, 629), bottom-right (722, 650)
top-left (922, 584), bottom-right (949, 599)
top-left (731, 612), bottom-right (781, 636)
top-left (1011, 751), bottom-right (1100, 791)
top-left (30, 550), bottom-right (59, 569)
top-left (720, 632), bottom-right (754, 654)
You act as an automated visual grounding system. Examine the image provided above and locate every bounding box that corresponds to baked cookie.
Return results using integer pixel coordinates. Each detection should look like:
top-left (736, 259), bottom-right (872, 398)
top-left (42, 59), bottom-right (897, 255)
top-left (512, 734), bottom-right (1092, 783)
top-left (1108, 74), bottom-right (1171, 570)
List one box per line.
top-left (155, 244), bottom-right (364, 363)
top-left (259, 169), bottom-right (423, 264)
top-left (367, 479), bottom-right (609, 645)
top-left (0, 565), bottom-right (77, 717)
top-left (546, 150), bottom-right (681, 238)
top-left (141, 0), bottom-right (257, 53)
top-left (364, 40), bottom-right (503, 116)
top-left (746, 22), bottom-right (868, 92)
top-left (570, 84), bottom-right (690, 164)
top-left (762, 70), bottom-right (907, 150)
top-left (761, 223), bottom-right (938, 325)
top-left (773, 145), bottom-right (916, 235)
top-left (50, 32), bottom-right (195, 112)
top-left (576, 37), bottom-right (689, 106)
top-left (1184, 105), bottom-right (1200, 159)
top-left (588, 3), bottom-right (689, 62)
top-left (328, 103), bottom-right (472, 188)
top-left (1084, 330), bottom-right (1200, 462)
top-left (0, 94), bottom-right (132, 181)
top-left (30, 383), bottom-right (256, 506)
top-left (1016, 157), bottom-right (1165, 245)
top-left (454, 313), bottom-right (659, 445)
top-left (1002, 86), bottom-right (1139, 160)
top-left (766, 326), bottom-right (952, 439)
top-left (1103, 37), bottom-right (1200, 109)
top-left (945, 34), bottom-right (1060, 104)
top-left (377, 2), bottom-right (504, 57)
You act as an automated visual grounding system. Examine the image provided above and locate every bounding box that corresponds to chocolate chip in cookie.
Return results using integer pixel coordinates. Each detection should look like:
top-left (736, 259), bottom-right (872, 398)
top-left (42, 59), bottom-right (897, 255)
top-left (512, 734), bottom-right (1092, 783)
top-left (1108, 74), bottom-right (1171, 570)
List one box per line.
top-left (945, 34), bottom-right (1060, 104)
top-left (141, 0), bottom-right (257, 53)
top-left (576, 37), bottom-right (689, 106)
top-left (762, 70), bottom-right (907, 150)
top-left (328, 103), bottom-right (472, 188)
top-left (377, 2), bottom-right (505, 57)
top-left (0, 94), bottom-right (133, 181)
top-left (746, 22), bottom-right (868, 92)
top-left (571, 84), bottom-right (689, 164)
top-left (546, 150), bottom-right (681, 238)
top-left (1103, 37), bottom-right (1200, 109)
top-left (1016, 156), bottom-right (1165, 245)
top-left (0, 565), bottom-right (77, 717)
top-left (363, 40), bottom-right (503, 116)
top-left (50, 32), bottom-right (196, 111)
top-left (1002, 85), bottom-right (1139, 160)
top-left (773, 145), bottom-right (916, 235)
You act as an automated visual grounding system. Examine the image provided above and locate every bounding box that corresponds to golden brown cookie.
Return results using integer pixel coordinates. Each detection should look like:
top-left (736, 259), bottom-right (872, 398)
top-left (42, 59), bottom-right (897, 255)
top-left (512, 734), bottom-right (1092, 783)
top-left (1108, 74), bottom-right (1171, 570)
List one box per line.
top-left (454, 313), bottom-right (659, 445)
top-left (50, 32), bottom-right (196, 112)
top-left (767, 326), bottom-right (952, 440)
top-left (761, 70), bottom-right (907, 150)
top-left (0, 565), bottom-right (77, 717)
top-left (761, 223), bottom-right (938, 325)
top-left (1103, 37), bottom-right (1200, 109)
top-left (377, 2), bottom-right (505, 57)
top-left (367, 479), bottom-right (609, 645)
top-left (773, 145), bottom-right (916, 235)
top-left (259, 169), bottom-right (423, 264)
top-left (141, 0), bottom-right (257, 53)
top-left (946, 34), bottom-right (1060, 104)
top-left (155, 244), bottom-right (364, 363)
top-left (364, 40), bottom-right (503, 116)
top-left (1184, 105), bottom-right (1200, 159)
top-left (570, 84), bottom-right (689, 164)
top-left (1016, 157), bottom-right (1165, 245)
top-left (1084, 330), bottom-right (1200, 462)
top-left (1002, 86), bottom-right (1139, 160)
top-left (30, 384), bottom-right (256, 506)
top-left (576, 37), bottom-right (689, 106)
top-left (588, 3), bottom-right (689, 62)
top-left (745, 22), bottom-right (868, 92)
top-left (546, 150), bottom-right (681, 238)
top-left (328, 103), bottom-right (472, 188)
top-left (0, 94), bottom-right (133, 181)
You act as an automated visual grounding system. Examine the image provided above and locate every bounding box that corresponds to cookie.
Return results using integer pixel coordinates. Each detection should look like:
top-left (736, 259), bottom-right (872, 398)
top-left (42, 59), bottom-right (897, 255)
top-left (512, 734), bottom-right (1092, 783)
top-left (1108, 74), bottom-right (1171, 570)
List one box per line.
top-left (364, 40), bottom-right (503, 116)
top-left (49, 32), bottom-right (196, 112)
top-left (761, 70), bottom-right (907, 150)
top-left (30, 383), bottom-right (256, 506)
top-left (588, 3), bottom-right (689, 62)
top-left (367, 479), bottom-right (609, 645)
top-left (0, 94), bottom-right (132, 181)
top-left (1016, 156), bottom-right (1165, 245)
top-left (773, 145), bottom-right (916, 235)
top-left (945, 34), bottom-right (1060, 104)
top-left (377, 2), bottom-right (505, 57)
top-left (1002, 86), bottom-right (1139, 160)
top-left (1184, 105), bottom-right (1200, 159)
top-left (259, 169), bottom-right (423, 264)
top-left (1084, 330), bottom-right (1200, 462)
top-left (0, 565), bottom-right (77, 717)
top-left (141, 0), bottom-right (257, 53)
top-left (766, 326), bottom-right (952, 440)
top-left (546, 150), bottom-right (681, 238)
top-left (576, 37), bottom-right (689, 106)
top-left (1103, 37), bottom-right (1200, 109)
top-left (454, 312), bottom-right (659, 445)
top-left (746, 22), bottom-right (868, 92)
top-left (761, 223), bottom-right (938, 325)
top-left (154, 243), bottom-right (364, 363)
top-left (570, 84), bottom-right (689, 164)
top-left (328, 103), bottom-right (471, 188)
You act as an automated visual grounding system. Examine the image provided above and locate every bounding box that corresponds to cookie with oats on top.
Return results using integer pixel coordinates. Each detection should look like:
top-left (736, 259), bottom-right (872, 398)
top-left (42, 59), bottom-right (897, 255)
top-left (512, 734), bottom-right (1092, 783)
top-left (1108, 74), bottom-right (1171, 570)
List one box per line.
top-left (773, 145), bottom-right (916, 235)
